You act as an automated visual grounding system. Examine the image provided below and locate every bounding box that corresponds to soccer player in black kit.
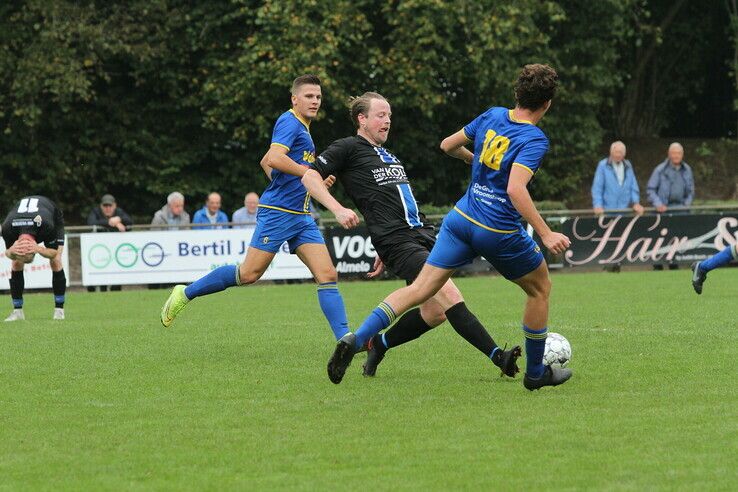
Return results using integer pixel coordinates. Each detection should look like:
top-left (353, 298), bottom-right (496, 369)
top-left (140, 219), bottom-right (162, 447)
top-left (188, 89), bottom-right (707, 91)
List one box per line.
top-left (1, 196), bottom-right (67, 321)
top-left (302, 92), bottom-right (521, 382)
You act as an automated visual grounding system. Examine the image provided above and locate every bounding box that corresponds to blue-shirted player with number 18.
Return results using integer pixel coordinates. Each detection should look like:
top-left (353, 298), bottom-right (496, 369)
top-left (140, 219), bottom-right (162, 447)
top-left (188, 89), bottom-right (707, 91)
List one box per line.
top-left (161, 75), bottom-right (359, 344)
top-left (327, 64), bottom-right (573, 390)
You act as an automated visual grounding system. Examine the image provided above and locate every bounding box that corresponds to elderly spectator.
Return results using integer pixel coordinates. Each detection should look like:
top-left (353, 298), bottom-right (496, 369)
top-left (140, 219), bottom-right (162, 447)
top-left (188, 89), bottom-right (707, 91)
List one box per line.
top-left (87, 194), bottom-right (133, 232)
top-left (647, 142), bottom-right (695, 213)
top-left (192, 192), bottom-right (229, 229)
top-left (591, 141), bottom-right (644, 215)
top-left (231, 192), bottom-right (259, 229)
top-left (152, 192), bottom-right (190, 230)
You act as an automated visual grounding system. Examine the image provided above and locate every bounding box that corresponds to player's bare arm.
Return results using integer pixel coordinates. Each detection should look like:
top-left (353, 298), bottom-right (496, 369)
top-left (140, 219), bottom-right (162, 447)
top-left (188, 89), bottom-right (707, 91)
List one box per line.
top-left (259, 151), bottom-right (273, 181)
top-left (264, 145), bottom-right (309, 177)
top-left (31, 243), bottom-right (60, 260)
top-left (440, 130), bottom-right (474, 164)
top-left (507, 166), bottom-right (570, 255)
top-left (301, 169), bottom-right (359, 229)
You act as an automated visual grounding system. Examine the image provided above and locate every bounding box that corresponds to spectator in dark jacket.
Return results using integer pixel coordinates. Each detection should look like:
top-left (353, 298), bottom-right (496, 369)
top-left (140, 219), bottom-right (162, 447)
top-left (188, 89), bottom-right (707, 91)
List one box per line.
top-left (87, 194), bottom-right (133, 232)
top-left (86, 194), bottom-right (132, 291)
top-left (647, 142), bottom-right (695, 213)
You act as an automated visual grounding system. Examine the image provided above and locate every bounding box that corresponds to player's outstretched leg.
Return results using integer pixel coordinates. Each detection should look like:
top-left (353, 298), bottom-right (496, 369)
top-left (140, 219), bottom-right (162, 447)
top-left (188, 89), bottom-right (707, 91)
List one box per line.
top-left (330, 264), bottom-right (448, 384)
top-left (513, 262), bottom-right (572, 390)
top-left (161, 248), bottom-right (274, 327)
top-left (691, 244), bottom-right (737, 295)
top-left (5, 267), bottom-right (25, 322)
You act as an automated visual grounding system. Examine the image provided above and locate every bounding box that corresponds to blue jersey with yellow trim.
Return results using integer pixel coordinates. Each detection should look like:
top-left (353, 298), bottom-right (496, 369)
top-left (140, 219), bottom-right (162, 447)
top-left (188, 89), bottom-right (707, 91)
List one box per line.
top-left (259, 109), bottom-right (315, 214)
top-left (455, 107), bottom-right (549, 232)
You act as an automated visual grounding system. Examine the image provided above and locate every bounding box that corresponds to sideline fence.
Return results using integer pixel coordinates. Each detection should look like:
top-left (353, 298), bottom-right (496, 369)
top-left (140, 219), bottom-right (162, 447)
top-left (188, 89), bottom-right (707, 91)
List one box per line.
top-left (3, 205), bottom-right (737, 289)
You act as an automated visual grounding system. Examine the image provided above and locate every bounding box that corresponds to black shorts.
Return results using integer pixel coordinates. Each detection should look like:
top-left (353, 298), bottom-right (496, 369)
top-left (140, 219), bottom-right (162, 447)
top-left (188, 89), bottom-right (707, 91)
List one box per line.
top-left (374, 227), bottom-right (436, 284)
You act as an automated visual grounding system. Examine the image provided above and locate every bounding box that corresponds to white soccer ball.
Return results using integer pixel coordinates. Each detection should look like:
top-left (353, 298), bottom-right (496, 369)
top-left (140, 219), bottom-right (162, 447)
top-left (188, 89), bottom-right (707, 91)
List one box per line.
top-left (543, 332), bottom-right (571, 367)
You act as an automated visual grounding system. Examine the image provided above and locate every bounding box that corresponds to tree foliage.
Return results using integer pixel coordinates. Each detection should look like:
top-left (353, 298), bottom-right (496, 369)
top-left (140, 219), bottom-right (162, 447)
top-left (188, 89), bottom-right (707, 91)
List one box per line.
top-left (0, 0), bottom-right (733, 222)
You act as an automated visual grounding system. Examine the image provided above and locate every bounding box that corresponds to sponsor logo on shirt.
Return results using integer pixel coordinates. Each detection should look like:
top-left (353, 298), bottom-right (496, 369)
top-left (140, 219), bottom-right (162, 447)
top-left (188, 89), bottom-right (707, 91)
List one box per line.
top-left (471, 183), bottom-right (507, 206)
top-left (372, 164), bottom-right (409, 186)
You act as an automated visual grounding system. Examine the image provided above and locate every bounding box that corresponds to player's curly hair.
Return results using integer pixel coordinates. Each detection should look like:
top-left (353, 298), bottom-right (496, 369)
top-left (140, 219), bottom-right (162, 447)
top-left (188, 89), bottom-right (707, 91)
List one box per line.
top-left (348, 92), bottom-right (387, 129)
top-left (514, 64), bottom-right (558, 111)
top-left (291, 74), bottom-right (321, 95)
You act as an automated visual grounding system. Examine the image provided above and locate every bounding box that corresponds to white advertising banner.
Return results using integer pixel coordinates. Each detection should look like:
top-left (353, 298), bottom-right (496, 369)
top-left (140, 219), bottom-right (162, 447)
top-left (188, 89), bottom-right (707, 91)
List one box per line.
top-left (0, 239), bottom-right (70, 289)
top-left (80, 229), bottom-right (312, 286)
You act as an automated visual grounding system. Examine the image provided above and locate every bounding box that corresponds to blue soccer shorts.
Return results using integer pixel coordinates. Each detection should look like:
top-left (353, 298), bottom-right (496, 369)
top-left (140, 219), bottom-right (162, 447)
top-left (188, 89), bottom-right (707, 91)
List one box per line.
top-left (249, 207), bottom-right (324, 254)
top-left (426, 208), bottom-right (544, 280)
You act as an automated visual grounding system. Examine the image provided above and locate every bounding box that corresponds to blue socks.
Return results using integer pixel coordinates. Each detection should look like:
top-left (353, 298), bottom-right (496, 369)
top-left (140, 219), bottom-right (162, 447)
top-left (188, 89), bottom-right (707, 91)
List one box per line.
top-left (700, 245), bottom-right (737, 273)
top-left (523, 325), bottom-right (548, 378)
top-left (317, 282), bottom-right (350, 340)
top-left (12, 298), bottom-right (23, 309)
top-left (355, 302), bottom-right (397, 348)
top-left (184, 264), bottom-right (240, 300)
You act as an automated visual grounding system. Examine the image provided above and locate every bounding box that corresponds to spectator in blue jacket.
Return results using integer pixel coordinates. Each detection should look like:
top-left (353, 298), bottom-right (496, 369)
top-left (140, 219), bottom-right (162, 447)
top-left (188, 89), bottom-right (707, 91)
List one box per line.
top-left (647, 142), bottom-right (694, 213)
top-left (591, 141), bottom-right (644, 215)
top-left (192, 192), bottom-right (229, 229)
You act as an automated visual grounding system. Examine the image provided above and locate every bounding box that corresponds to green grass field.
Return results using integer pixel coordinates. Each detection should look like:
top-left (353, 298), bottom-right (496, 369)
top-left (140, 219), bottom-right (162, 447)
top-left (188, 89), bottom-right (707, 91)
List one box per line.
top-left (1, 269), bottom-right (736, 490)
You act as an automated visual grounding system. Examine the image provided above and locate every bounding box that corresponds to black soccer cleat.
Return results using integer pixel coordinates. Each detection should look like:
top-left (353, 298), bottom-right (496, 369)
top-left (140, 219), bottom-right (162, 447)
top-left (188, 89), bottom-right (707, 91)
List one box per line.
top-left (523, 365), bottom-right (572, 391)
top-left (495, 345), bottom-right (522, 378)
top-left (362, 335), bottom-right (386, 377)
top-left (691, 261), bottom-right (707, 295)
top-left (327, 333), bottom-right (357, 384)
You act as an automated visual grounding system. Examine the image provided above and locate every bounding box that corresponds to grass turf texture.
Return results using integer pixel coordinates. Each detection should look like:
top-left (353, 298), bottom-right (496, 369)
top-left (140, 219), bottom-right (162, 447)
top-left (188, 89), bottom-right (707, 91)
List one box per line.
top-left (1, 270), bottom-right (736, 490)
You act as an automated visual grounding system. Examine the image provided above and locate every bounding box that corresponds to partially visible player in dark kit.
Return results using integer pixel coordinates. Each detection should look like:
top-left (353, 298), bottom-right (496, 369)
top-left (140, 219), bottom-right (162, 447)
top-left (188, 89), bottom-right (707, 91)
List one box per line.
top-left (1, 196), bottom-right (67, 321)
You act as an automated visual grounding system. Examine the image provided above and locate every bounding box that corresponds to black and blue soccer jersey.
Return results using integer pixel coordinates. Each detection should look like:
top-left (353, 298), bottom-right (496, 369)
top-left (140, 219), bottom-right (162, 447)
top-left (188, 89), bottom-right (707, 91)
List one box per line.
top-left (259, 109), bottom-right (316, 214)
top-left (456, 107), bottom-right (549, 232)
top-left (1, 195), bottom-right (65, 249)
top-left (312, 135), bottom-right (423, 243)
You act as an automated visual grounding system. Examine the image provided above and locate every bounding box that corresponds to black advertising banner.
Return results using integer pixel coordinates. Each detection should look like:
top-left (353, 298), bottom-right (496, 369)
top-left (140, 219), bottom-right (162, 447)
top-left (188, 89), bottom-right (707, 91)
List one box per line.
top-left (562, 214), bottom-right (738, 267)
top-left (324, 226), bottom-right (377, 276)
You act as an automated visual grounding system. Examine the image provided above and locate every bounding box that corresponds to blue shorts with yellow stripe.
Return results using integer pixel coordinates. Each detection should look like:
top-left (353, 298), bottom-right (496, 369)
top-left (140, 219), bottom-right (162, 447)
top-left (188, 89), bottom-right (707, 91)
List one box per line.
top-left (426, 208), bottom-right (544, 280)
top-left (249, 206), bottom-right (324, 254)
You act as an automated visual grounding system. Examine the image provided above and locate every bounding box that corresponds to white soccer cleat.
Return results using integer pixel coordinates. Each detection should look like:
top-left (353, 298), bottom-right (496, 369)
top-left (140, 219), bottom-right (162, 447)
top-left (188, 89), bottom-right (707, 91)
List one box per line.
top-left (53, 308), bottom-right (65, 320)
top-left (4, 309), bottom-right (25, 322)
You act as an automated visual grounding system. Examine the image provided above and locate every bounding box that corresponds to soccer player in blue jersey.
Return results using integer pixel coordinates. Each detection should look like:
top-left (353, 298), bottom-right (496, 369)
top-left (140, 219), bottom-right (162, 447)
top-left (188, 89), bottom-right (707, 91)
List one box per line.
top-left (161, 75), bottom-right (359, 344)
top-left (691, 244), bottom-right (737, 294)
top-left (327, 64), bottom-right (573, 390)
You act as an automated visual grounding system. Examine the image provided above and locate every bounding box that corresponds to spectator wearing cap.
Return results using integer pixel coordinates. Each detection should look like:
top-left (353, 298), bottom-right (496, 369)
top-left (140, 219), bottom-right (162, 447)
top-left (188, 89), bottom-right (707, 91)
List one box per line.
top-left (87, 194), bottom-right (133, 232)
top-left (152, 192), bottom-right (190, 230)
top-left (86, 194), bottom-right (132, 292)
top-left (231, 192), bottom-right (259, 230)
top-left (192, 192), bottom-right (229, 230)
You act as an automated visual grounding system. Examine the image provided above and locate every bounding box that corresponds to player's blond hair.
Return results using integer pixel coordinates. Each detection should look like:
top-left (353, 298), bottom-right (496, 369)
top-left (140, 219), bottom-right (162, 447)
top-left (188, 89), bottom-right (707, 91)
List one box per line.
top-left (348, 92), bottom-right (387, 129)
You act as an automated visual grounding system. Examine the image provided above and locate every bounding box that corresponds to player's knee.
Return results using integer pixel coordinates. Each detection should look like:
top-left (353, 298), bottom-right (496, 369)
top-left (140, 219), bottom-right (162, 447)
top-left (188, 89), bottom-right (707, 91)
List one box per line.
top-left (315, 267), bottom-right (337, 284)
top-left (50, 257), bottom-right (63, 272)
top-left (239, 267), bottom-right (261, 285)
top-left (437, 282), bottom-right (463, 306)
